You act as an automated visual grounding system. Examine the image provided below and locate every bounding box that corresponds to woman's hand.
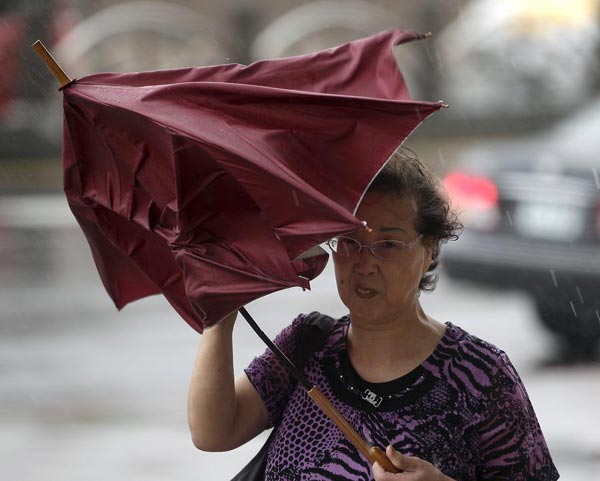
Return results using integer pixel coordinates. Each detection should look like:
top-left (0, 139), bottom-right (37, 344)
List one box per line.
top-left (372, 445), bottom-right (456, 481)
top-left (214, 309), bottom-right (238, 330)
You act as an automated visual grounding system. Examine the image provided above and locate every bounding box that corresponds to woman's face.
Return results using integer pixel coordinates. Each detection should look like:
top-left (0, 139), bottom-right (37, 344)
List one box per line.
top-left (332, 192), bottom-right (433, 325)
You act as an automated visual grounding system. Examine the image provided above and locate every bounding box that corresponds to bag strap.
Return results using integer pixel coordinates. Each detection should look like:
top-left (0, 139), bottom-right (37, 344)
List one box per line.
top-left (230, 312), bottom-right (336, 481)
top-left (290, 311), bottom-right (336, 372)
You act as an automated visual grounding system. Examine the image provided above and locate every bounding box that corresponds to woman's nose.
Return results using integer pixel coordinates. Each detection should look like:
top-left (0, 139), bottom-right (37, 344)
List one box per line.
top-left (352, 246), bottom-right (379, 275)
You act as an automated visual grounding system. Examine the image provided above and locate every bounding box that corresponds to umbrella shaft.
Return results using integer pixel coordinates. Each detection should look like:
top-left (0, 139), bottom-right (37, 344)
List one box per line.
top-left (307, 386), bottom-right (399, 473)
top-left (239, 307), bottom-right (312, 389)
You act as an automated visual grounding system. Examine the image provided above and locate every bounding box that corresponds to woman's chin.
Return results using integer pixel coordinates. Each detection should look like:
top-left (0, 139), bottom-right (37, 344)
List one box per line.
top-left (347, 299), bottom-right (386, 323)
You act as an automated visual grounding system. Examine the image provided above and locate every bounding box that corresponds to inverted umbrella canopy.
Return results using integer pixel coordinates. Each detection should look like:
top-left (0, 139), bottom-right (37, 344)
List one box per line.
top-left (61, 28), bottom-right (443, 332)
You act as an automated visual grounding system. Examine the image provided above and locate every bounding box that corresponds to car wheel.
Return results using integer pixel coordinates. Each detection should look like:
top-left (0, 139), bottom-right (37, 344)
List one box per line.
top-left (535, 296), bottom-right (600, 360)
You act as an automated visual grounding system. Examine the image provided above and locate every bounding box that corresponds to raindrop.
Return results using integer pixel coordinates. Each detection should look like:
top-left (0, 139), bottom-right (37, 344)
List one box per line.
top-left (424, 45), bottom-right (434, 63)
top-left (291, 189), bottom-right (300, 207)
top-left (549, 269), bottom-right (558, 287)
top-left (505, 210), bottom-right (513, 226)
top-left (437, 148), bottom-right (445, 167)
top-left (575, 286), bottom-right (584, 304)
top-left (569, 301), bottom-right (577, 318)
top-left (596, 310), bottom-right (600, 324)
top-left (435, 49), bottom-right (445, 76)
top-left (593, 168), bottom-right (600, 189)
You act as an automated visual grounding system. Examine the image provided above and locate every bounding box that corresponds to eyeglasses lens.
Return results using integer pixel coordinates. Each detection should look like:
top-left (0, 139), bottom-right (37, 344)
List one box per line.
top-left (371, 243), bottom-right (390, 260)
top-left (334, 237), bottom-right (359, 257)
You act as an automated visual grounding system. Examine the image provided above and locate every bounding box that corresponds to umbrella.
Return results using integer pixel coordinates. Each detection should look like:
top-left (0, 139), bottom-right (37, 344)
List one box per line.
top-left (34, 28), bottom-right (444, 472)
top-left (35, 28), bottom-right (443, 332)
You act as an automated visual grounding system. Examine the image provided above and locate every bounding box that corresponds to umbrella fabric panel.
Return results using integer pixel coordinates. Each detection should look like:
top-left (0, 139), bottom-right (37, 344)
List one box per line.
top-left (66, 81), bottom-right (441, 260)
top-left (63, 97), bottom-right (330, 331)
top-left (63, 106), bottom-right (204, 329)
top-left (79, 28), bottom-right (421, 100)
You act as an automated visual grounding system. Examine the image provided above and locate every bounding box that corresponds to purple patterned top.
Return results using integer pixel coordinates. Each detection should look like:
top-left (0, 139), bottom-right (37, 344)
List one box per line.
top-left (245, 314), bottom-right (559, 481)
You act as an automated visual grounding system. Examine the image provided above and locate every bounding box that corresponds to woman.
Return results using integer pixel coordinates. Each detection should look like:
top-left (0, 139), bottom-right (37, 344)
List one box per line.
top-left (187, 149), bottom-right (559, 481)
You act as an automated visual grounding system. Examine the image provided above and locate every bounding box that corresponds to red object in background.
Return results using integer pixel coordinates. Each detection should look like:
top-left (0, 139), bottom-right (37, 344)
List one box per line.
top-left (0, 14), bottom-right (25, 119)
top-left (61, 28), bottom-right (443, 332)
top-left (443, 171), bottom-right (499, 211)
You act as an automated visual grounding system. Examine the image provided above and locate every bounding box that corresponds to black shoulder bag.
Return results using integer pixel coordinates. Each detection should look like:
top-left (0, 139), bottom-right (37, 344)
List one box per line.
top-left (230, 312), bottom-right (336, 481)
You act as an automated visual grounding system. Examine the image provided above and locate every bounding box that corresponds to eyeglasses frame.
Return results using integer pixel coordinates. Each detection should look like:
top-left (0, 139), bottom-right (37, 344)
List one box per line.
top-left (326, 234), bottom-right (423, 260)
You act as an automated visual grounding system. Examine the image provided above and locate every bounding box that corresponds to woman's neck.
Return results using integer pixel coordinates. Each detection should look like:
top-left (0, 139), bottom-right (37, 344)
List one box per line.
top-left (345, 304), bottom-right (445, 382)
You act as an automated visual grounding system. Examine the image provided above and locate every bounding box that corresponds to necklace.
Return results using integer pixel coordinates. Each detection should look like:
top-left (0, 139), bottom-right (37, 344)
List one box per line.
top-left (334, 355), bottom-right (426, 409)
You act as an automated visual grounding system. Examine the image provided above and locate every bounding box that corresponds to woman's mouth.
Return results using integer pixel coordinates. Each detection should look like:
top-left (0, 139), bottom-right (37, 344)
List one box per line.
top-left (354, 286), bottom-right (378, 299)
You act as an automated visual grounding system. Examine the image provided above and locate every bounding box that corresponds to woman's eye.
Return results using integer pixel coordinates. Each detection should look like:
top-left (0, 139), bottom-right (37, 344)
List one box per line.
top-left (380, 241), bottom-right (400, 249)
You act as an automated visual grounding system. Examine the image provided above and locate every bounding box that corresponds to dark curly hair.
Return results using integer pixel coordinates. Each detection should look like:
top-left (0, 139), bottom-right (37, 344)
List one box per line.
top-left (367, 147), bottom-right (463, 292)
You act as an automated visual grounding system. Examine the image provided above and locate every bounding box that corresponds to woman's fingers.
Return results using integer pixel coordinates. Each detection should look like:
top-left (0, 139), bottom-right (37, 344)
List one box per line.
top-left (373, 446), bottom-right (453, 481)
top-left (372, 460), bottom-right (388, 479)
top-left (385, 445), bottom-right (421, 471)
top-left (372, 445), bottom-right (413, 480)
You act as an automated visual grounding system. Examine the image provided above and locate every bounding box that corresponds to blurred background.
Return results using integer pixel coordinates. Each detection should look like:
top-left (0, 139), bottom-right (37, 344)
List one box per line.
top-left (1, 0), bottom-right (599, 480)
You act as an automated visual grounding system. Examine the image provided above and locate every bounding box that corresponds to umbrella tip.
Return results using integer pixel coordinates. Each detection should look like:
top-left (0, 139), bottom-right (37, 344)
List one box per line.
top-left (420, 31), bottom-right (433, 39)
top-left (439, 101), bottom-right (449, 109)
top-left (361, 221), bottom-right (373, 233)
top-left (32, 39), bottom-right (73, 88)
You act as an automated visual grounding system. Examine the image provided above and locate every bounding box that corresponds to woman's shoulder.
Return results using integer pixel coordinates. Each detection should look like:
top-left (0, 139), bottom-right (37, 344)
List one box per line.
top-left (274, 312), bottom-right (348, 349)
top-left (427, 322), bottom-right (516, 390)
top-left (443, 322), bottom-right (506, 362)
top-left (288, 311), bottom-right (349, 330)
top-left (280, 312), bottom-right (349, 357)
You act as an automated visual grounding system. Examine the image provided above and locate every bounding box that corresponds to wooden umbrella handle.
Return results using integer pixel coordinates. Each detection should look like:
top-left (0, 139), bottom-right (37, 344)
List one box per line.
top-left (32, 40), bottom-right (72, 88)
top-left (369, 446), bottom-right (399, 473)
top-left (307, 386), bottom-right (400, 473)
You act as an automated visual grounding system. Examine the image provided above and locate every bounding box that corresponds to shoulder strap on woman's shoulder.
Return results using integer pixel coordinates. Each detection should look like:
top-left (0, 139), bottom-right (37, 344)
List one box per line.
top-left (291, 311), bottom-right (336, 370)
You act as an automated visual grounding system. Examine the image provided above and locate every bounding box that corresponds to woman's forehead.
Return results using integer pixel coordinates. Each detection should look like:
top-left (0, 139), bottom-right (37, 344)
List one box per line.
top-left (357, 192), bottom-right (418, 229)
top-left (358, 192), bottom-right (416, 215)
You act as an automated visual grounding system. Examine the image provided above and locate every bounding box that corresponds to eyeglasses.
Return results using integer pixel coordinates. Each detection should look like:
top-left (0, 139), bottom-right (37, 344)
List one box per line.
top-left (325, 234), bottom-right (422, 260)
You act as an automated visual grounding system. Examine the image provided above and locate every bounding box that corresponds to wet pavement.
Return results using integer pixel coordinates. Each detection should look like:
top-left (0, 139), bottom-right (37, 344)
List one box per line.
top-left (1, 194), bottom-right (599, 480)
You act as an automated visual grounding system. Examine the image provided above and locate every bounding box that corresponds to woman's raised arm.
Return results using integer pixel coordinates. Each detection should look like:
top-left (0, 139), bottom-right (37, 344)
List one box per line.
top-left (187, 311), bottom-right (269, 451)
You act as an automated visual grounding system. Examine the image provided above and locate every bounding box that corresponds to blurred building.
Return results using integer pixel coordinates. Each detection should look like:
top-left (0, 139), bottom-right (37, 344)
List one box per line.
top-left (1, 0), bottom-right (599, 161)
top-left (437, 0), bottom-right (600, 123)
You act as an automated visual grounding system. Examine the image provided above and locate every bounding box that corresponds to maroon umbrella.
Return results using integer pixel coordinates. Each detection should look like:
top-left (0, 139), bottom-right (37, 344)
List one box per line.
top-left (51, 28), bottom-right (444, 332)
top-left (43, 28), bottom-right (443, 329)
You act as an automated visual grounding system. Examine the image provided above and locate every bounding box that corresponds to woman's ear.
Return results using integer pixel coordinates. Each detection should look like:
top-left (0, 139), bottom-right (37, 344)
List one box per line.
top-left (421, 239), bottom-right (434, 276)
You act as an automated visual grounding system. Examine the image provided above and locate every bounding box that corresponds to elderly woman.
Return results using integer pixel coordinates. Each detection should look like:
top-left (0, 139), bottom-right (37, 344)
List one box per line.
top-left (187, 149), bottom-right (559, 481)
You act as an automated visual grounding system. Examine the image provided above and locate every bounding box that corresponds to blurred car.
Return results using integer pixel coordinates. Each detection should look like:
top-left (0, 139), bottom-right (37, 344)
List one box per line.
top-left (441, 98), bottom-right (600, 359)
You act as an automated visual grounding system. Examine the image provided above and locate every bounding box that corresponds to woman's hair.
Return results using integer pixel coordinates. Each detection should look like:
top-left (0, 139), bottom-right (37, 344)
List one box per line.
top-left (367, 147), bottom-right (463, 292)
